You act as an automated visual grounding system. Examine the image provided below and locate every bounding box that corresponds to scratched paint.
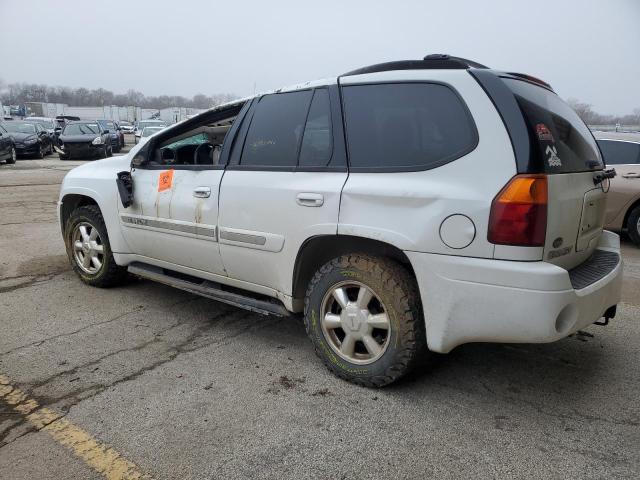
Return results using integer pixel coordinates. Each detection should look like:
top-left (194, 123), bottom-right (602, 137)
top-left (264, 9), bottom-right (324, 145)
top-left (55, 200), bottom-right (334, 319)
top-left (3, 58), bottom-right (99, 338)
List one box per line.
top-left (0, 374), bottom-right (153, 480)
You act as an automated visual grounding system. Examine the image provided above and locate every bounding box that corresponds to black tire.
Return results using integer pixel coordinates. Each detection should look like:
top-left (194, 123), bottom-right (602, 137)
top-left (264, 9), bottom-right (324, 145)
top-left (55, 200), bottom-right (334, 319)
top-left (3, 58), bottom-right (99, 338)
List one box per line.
top-left (304, 254), bottom-right (426, 387)
top-left (107, 145), bottom-right (113, 157)
top-left (627, 205), bottom-right (640, 247)
top-left (36, 144), bottom-right (45, 159)
top-left (59, 152), bottom-right (70, 160)
top-left (6, 147), bottom-right (16, 164)
top-left (100, 145), bottom-right (108, 159)
top-left (47, 141), bottom-right (54, 155)
top-left (64, 205), bottom-right (127, 287)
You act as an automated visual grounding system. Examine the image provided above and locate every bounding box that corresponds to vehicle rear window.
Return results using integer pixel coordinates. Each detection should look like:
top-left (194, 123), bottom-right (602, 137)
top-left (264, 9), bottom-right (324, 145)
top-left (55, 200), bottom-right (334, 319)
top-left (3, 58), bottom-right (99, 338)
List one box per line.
top-left (504, 78), bottom-right (603, 173)
top-left (597, 140), bottom-right (640, 165)
top-left (341, 83), bottom-right (477, 171)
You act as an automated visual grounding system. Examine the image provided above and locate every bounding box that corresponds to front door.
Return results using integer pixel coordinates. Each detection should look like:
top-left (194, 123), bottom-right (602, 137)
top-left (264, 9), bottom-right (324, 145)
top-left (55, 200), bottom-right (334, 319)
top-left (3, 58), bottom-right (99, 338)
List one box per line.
top-left (118, 105), bottom-right (245, 276)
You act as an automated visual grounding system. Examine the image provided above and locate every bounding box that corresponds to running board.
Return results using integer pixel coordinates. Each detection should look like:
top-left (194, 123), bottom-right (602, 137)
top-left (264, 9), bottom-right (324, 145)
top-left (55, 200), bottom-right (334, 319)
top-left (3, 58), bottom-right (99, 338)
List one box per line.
top-left (128, 263), bottom-right (290, 317)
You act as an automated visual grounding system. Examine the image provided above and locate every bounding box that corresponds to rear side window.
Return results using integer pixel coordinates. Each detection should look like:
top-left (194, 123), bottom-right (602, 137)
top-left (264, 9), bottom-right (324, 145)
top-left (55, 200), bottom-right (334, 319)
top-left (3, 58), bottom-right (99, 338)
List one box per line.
top-left (597, 140), bottom-right (640, 165)
top-left (341, 83), bottom-right (477, 171)
top-left (504, 78), bottom-right (603, 173)
top-left (299, 89), bottom-right (333, 167)
top-left (241, 90), bottom-right (312, 167)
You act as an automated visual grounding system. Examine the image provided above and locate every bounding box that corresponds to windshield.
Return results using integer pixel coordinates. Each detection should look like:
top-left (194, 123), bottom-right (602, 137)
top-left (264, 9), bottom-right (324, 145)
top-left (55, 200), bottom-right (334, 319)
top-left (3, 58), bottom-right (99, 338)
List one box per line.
top-left (139, 121), bottom-right (166, 130)
top-left (98, 120), bottom-right (115, 130)
top-left (504, 78), bottom-right (603, 173)
top-left (3, 122), bottom-right (36, 134)
top-left (25, 119), bottom-right (54, 129)
top-left (142, 127), bottom-right (164, 137)
top-left (63, 123), bottom-right (101, 135)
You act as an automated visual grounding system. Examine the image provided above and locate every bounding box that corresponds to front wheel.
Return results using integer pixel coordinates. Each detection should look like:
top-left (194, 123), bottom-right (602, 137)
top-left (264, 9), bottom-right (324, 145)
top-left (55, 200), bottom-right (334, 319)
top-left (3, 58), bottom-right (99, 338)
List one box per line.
top-left (304, 254), bottom-right (426, 387)
top-left (6, 147), bottom-right (16, 164)
top-left (627, 205), bottom-right (640, 247)
top-left (65, 205), bottom-right (127, 287)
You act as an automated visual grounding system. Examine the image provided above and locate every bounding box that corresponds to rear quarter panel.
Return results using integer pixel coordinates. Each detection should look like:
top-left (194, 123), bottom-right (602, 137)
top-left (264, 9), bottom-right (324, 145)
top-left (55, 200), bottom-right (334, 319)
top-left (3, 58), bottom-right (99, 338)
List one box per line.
top-left (338, 70), bottom-right (516, 257)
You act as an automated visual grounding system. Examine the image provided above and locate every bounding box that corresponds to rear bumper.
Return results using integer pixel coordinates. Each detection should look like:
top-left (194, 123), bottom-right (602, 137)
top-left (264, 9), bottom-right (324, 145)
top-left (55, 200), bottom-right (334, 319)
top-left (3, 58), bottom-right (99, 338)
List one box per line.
top-left (406, 230), bottom-right (623, 353)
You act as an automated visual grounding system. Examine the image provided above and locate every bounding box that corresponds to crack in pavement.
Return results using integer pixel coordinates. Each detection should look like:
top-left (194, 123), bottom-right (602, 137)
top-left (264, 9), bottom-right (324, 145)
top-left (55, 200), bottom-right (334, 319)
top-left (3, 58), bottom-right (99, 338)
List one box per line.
top-left (5, 307), bottom-right (275, 422)
top-left (0, 296), bottom-right (198, 357)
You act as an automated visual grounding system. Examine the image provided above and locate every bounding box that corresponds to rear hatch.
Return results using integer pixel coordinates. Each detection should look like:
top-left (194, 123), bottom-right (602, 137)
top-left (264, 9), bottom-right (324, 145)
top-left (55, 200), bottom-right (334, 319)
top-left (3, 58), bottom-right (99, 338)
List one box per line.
top-left (503, 77), bottom-right (605, 269)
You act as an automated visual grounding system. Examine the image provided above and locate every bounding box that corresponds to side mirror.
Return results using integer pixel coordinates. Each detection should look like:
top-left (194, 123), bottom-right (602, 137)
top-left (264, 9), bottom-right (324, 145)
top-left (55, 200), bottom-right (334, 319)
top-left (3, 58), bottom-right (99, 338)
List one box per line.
top-left (103, 129), bottom-right (110, 134)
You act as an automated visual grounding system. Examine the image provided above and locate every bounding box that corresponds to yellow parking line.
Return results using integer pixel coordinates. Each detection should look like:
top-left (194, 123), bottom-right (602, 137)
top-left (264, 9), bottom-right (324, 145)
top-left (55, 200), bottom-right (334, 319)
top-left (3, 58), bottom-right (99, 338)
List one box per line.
top-left (0, 374), bottom-right (153, 480)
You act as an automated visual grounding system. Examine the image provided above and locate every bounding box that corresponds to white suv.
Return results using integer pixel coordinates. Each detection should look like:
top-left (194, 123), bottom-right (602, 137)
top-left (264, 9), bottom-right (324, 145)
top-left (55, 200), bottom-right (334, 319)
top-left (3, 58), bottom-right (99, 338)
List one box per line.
top-left (58, 55), bottom-right (623, 387)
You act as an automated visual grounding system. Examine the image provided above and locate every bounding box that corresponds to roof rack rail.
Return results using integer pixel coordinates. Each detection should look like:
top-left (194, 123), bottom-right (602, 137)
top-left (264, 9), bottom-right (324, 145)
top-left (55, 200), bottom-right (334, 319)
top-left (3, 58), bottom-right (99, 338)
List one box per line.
top-left (342, 54), bottom-right (488, 76)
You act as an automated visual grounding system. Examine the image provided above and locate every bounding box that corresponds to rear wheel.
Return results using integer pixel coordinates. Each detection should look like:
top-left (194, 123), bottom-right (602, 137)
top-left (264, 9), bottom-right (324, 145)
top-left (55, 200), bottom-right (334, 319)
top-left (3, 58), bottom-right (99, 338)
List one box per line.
top-left (65, 205), bottom-right (127, 287)
top-left (627, 205), bottom-right (640, 247)
top-left (304, 254), bottom-right (426, 387)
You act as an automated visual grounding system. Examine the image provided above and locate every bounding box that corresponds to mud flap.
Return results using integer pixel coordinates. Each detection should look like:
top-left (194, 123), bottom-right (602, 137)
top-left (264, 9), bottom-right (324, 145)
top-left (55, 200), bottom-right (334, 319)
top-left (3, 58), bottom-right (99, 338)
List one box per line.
top-left (116, 171), bottom-right (133, 208)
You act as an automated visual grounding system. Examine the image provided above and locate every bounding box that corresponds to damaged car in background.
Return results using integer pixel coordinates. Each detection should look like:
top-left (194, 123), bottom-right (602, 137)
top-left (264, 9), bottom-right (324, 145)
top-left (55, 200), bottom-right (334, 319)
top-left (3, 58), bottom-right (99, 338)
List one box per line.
top-left (55, 121), bottom-right (112, 160)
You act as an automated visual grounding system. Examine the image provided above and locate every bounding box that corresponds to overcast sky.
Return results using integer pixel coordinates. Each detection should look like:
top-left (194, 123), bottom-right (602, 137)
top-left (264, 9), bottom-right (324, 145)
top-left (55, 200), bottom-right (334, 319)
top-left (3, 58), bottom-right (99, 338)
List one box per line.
top-left (0, 0), bottom-right (638, 114)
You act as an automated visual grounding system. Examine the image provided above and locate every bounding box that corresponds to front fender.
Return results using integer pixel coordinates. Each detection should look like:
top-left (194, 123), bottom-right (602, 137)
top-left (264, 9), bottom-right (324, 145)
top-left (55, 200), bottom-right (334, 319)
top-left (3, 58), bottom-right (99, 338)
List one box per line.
top-left (59, 158), bottom-right (132, 254)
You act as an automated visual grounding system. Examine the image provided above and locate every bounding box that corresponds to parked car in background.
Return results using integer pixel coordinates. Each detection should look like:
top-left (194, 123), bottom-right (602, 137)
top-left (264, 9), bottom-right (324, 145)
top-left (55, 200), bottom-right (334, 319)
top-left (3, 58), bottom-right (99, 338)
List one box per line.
top-left (139, 126), bottom-right (166, 145)
top-left (58, 55), bottom-right (622, 387)
top-left (119, 120), bottom-right (134, 134)
top-left (96, 119), bottom-right (125, 152)
top-left (1, 120), bottom-right (52, 157)
top-left (56, 121), bottom-right (112, 160)
top-left (0, 124), bottom-right (17, 164)
top-left (24, 116), bottom-right (57, 149)
top-left (598, 138), bottom-right (640, 246)
top-left (134, 119), bottom-right (167, 144)
top-left (54, 115), bottom-right (81, 137)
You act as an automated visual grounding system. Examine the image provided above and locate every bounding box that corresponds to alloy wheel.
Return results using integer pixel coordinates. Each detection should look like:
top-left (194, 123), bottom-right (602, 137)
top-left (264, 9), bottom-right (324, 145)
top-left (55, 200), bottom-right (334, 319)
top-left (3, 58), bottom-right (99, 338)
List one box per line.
top-left (72, 222), bottom-right (105, 274)
top-left (320, 281), bottom-right (391, 365)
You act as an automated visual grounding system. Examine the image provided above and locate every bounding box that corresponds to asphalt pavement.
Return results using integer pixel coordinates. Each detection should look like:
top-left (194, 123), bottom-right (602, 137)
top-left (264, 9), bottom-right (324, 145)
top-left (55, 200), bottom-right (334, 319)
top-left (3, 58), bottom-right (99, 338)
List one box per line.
top-left (0, 135), bottom-right (639, 479)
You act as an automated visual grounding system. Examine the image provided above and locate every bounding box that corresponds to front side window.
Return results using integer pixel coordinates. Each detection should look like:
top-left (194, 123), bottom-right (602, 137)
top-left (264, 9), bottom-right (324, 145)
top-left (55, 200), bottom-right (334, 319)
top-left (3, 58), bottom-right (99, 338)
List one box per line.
top-left (240, 90), bottom-right (313, 168)
top-left (342, 83), bottom-right (478, 171)
top-left (597, 140), bottom-right (640, 165)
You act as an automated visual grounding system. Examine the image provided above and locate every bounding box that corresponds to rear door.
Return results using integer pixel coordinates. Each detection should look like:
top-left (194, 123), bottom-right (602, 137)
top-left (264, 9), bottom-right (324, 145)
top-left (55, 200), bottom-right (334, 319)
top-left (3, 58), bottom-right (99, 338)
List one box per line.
top-left (218, 85), bottom-right (348, 297)
top-left (502, 78), bottom-right (606, 269)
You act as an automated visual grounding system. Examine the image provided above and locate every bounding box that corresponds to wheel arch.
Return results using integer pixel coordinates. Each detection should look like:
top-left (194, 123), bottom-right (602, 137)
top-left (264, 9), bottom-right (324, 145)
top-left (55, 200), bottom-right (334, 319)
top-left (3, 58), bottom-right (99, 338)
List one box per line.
top-left (59, 193), bottom-right (101, 234)
top-left (291, 235), bottom-right (417, 305)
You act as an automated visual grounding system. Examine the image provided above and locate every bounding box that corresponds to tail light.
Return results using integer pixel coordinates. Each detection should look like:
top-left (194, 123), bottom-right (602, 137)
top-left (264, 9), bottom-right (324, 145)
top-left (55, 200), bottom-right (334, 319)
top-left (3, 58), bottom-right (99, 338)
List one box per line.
top-left (488, 174), bottom-right (547, 246)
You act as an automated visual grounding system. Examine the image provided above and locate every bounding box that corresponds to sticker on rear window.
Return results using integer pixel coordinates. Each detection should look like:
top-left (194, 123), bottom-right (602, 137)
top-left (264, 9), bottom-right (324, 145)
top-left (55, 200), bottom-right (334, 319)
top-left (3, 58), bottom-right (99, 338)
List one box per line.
top-left (536, 123), bottom-right (554, 142)
top-left (545, 145), bottom-right (562, 167)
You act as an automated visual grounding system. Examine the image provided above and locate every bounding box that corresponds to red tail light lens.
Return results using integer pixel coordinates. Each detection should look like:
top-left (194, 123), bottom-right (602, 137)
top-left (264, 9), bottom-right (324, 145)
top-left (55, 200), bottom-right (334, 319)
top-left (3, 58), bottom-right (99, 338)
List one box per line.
top-left (488, 174), bottom-right (548, 246)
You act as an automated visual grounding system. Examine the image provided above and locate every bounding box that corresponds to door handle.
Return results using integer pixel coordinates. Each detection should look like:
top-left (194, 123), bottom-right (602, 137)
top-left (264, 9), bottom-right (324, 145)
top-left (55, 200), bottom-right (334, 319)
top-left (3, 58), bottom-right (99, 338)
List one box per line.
top-left (193, 186), bottom-right (211, 198)
top-left (296, 192), bottom-right (324, 207)
top-left (621, 173), bottom-right (640, 179)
